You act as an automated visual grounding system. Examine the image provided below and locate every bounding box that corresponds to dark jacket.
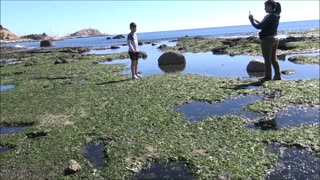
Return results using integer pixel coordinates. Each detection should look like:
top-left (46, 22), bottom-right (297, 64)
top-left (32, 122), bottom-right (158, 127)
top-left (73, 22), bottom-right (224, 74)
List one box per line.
top-left (251, 13), bottom-right (280, 39)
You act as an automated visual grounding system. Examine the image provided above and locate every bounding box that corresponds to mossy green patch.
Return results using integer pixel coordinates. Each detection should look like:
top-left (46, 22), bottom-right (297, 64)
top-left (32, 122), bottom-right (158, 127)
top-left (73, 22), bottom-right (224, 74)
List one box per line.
top-left (288, 55), bottom-right (320, 65)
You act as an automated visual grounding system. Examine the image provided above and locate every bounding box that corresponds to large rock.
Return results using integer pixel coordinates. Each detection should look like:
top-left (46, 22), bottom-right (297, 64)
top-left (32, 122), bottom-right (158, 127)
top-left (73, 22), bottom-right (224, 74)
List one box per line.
top-left (158, 51), bottom-right (186, 65)
top-left (40, 40), bottom-right (55, 47)
top-left (247, 59), bottom-right (265, 72)
top-left (113, 35), bottom-right (125, 39)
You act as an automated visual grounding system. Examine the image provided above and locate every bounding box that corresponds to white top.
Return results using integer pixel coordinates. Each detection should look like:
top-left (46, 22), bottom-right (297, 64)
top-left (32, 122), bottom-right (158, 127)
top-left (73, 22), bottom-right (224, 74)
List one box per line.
top-left (127, 32), bottom-right (138, 52)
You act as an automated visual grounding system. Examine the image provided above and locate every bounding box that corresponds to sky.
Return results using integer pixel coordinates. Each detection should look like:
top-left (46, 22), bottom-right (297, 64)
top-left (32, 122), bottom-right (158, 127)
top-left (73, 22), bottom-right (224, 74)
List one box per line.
top-left (1, 0), bottom-right (319, 37)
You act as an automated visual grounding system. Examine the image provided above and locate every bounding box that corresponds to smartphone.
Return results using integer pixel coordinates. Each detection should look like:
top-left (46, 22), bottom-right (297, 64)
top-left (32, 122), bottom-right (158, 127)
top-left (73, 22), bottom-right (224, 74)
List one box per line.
top-left (249, 11), bottom-right (252, 15)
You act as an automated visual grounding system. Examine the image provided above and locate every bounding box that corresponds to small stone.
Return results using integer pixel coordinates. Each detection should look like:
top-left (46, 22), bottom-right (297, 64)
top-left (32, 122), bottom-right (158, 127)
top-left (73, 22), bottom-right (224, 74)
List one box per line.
top-left (281, 69), bottom-right (295, 75)
top-left (67, 159), bottom-right (81, 173)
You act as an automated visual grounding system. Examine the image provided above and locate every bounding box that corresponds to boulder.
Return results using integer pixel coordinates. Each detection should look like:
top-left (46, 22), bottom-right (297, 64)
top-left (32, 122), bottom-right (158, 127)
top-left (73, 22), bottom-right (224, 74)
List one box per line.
top-left (247, 59), bottom-right (265, 72)
top-left (40, 40), bottom-right (55, 47)
top-left (113, 35), bottom-right (125, 39)
top-left (158, 51), bottom-right (186, 65)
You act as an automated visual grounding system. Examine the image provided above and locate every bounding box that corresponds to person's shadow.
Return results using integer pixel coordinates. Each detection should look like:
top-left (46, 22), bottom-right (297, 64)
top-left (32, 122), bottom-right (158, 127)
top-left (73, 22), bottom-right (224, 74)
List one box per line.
top-left (96, 78), bottom-right (131, 85)
top-left (225, 80), bottom-right (264, 90)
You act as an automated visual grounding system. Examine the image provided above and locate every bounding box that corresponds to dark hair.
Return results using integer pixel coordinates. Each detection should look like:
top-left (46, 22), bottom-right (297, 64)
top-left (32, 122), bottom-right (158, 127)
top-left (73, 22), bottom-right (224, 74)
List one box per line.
top-left (265, 0), bottom-right (281, 14)
top-left (130, 22), bottom-right (136, 28)
top-left (265, 0), bottom-right (277, 10)
top-left (274, 2), bottom-right (281, 14)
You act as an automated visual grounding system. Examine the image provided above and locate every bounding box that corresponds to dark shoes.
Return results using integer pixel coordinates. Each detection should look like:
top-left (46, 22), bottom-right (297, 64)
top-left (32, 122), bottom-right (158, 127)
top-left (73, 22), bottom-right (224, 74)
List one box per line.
top-left (259, 77), bottom-right (271, 82)
top-left (259, 76), bottom-right (281, 82)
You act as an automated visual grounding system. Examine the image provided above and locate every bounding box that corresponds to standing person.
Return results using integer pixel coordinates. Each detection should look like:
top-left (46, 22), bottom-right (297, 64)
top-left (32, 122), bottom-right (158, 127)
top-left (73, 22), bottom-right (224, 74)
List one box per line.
top-left (127, 22), bottom-right (141, 80)
top-left (249, 0), bottom-right (282, 81)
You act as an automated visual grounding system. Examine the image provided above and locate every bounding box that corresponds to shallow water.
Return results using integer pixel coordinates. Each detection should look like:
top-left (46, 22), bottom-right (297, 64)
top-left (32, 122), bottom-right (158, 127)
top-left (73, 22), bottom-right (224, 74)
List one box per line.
top-left (0, 146), bottom-right (11, 153)
top-left (131, 161), bottom-right (194, 180)
top-left (266, 143), bottom-right (320, 179)
top-left (82, 143), bottom-right (106, 170)
top-left (174, 95), bottom-right (262, 123)
top-left (251, 106), bottom-right (320, 130)
top-left (275, 106), bottom-right (320, 129)
top-left (96, 43), bottom-right (319, 80)
top-left (0, 126), bottom-right (27, 134)
top-left (0, 85), bottom-right (16, 92)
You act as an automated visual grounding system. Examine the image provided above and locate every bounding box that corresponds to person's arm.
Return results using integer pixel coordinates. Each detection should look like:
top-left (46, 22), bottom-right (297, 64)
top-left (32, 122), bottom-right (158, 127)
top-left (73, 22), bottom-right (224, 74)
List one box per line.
top-left (250, 14), bottom-right (272, 30)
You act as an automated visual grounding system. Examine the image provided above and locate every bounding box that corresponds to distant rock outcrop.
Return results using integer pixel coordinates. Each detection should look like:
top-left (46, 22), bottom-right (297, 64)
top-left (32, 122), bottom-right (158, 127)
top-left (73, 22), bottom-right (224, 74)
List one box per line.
top-left (69, 28), bottom-right (107, 38)
top-left (21, 33), bottom-right (48, 40)
top-left (0, 25), bottom-right (19, 40)
top-left (113, 35), bottom-right (125, 39)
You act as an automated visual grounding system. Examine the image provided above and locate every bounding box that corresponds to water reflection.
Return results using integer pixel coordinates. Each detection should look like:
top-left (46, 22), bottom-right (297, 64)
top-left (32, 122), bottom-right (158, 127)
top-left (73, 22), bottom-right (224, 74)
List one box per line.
top-left (175, 95), bottom-right (262, 123)
top-left (132, 161), bottom-right (194, 180)
top-left (82, 143), bottom-right (106, 170)
top-left (266, 143), bottom-right (320, 179)
top-left (253, 106), bottom-right (319, 130)
top-left (0, 146), bottom-right (12, 153)
top-left (158, 64), bottom-right (186, 73)
top-left (0, 85), bottom-right (16, 92)
top-left (0, 126), bottom-right (27, 134)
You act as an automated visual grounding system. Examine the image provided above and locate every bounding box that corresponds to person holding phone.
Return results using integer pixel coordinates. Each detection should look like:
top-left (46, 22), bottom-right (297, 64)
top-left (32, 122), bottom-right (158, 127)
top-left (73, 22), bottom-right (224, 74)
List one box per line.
top-left (249, 0), bottom-right (282, 81)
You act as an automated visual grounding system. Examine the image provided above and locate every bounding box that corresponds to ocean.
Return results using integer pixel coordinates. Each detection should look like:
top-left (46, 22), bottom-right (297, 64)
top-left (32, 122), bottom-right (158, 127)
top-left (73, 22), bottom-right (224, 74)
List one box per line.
top-left (2, 20), bottom-right (319, 49)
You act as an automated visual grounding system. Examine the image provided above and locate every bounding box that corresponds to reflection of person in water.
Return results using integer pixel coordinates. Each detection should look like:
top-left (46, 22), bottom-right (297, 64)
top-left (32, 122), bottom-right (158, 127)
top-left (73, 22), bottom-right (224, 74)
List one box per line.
top-left (249, 0), bottom-right (282, 81)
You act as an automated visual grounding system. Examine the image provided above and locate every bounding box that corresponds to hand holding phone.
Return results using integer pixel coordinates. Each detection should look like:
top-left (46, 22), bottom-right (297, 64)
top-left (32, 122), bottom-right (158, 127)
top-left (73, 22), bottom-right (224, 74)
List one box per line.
top-left (249, 11), bottom-right (253, 21)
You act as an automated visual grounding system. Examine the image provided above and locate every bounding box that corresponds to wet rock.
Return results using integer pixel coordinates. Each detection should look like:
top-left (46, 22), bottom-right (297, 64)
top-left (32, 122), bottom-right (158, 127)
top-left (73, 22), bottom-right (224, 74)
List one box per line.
top-left (277, 38), bottom-right (288, 50)
top-left (138, 41), bottom-right (143, 45)
top-left (26, 131), bottom-right (47, 139)
top-left (110, 45), bottom-right (120, 49)
top-left (106, 37), bottom-right (112, 40)
top-left (113, 34), bottom-right (125, 39)
top-left (158, 51), bottom-right (186, 65)
top-left (66, 159), bottom-right (81, 174)
top-left (77, 47), bottom-right (90, 53)
top-left (277, 53), bottom-right (286, 60)
top-left (40, 40), bottom-right (55, 47)
top-left (281, 69), bottom-right (295, 75)
top-left (55, 57), bottom-right (72, 64)
top-left (152, 43), bottom-right (157, 46)
top-left (212, 47), bottom-right (228, 54)
top-left (24, 61), bottom-right (35, 66)
top-left (157, 44), bottom-right (167, 49)
top-left (247, 59), bottom-right (265, 72)
top-left (254, 117), bottom-right (277, 130)
top-left (138, 51), bottom-right (148, 60)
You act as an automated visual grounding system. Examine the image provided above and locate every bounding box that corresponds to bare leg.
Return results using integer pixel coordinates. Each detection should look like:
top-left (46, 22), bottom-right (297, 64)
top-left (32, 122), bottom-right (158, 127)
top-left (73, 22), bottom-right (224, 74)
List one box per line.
top-left (135, 60), bottom-right (139, 76)
top-left (131, 60), bottom-right (135, 78)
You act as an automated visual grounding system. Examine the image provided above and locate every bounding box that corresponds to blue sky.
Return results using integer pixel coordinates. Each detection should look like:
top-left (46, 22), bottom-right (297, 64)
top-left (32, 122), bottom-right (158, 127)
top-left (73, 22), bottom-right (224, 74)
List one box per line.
top-left (1, 1), bottom-right (319, 37)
